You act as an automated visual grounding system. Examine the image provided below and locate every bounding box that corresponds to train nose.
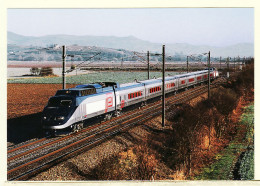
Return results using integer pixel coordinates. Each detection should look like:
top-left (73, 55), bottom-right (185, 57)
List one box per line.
top-left (42, 115), bottom-right (67, 127)
top-left (42, 115), bottom-right (65, 124)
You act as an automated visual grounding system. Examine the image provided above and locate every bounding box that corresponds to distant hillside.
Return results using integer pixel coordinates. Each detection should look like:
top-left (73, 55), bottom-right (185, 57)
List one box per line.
top-left (8, 31), bottom-right (254, 57)
top-left (7, 44), bottom-right (139, 62)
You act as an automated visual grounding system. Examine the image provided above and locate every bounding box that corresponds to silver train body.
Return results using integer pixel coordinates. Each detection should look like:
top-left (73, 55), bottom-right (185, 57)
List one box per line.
top-left (42, 68), bottom-right (219, 133)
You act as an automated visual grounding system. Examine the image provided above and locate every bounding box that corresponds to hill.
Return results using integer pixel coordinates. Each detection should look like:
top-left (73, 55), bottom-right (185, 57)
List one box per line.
top-left (8, 31), bottom-right (254, 57)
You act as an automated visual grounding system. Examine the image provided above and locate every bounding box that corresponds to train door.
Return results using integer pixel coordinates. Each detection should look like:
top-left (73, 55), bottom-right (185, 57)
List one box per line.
top-left (112, 86), bottom-right (121, 111)
top-left (143, 84), bottom-right (147, 100)
top-left (176, 78), bottom-right (179, 91)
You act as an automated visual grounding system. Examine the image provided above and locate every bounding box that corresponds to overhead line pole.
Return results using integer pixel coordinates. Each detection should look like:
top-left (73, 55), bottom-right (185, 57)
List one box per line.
top-left (208, 51), bottom-right (211, 150)
top-left (233, 57), bottom-right (236, 70)
top-left (62, 45), bottom-right (66, 89)
top-left (208, 51), bottom-right (210, 99)
top-left (162, 45), bottom-right (165, 128)
top-left (147, 51), bottom-right (150, 80)
top-left (133, 51), bottom-right (150, 80)
top-left (220, 56), bottom-right (221, 70)
top-left (227, 57), bottom-right (230, 78)
top-left (186, 56), bottom-right (189, 73)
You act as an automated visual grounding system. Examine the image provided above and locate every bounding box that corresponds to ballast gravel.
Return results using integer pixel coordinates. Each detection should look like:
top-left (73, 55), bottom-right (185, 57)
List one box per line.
top-left (29, 92), bottom-right (208, 181)
top-left (30, 125), bottom-right (146, 180)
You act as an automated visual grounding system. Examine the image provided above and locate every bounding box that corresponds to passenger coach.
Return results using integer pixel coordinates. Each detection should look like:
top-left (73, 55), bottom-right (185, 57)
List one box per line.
top-left (42, 68), bottom-right (219, 135)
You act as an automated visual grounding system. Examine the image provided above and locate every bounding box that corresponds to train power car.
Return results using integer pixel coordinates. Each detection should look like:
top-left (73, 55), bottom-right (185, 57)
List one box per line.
top-left (42, 68), bottom-right (219, 135)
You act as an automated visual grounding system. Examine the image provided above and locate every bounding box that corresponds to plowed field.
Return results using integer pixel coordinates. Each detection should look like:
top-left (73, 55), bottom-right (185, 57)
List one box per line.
top-left (8, 84), bottom-right (76, 119)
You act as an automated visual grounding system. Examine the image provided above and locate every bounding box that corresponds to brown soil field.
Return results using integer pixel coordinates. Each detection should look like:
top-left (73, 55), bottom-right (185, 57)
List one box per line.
top-left (8, 83), bottom-right (77, 119)
top-left (7, 83), bottom-right (78, 144)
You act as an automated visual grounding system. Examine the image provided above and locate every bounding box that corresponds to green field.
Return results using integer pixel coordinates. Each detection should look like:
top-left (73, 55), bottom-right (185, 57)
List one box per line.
top-left (7, 71), bottom-right (181, 84)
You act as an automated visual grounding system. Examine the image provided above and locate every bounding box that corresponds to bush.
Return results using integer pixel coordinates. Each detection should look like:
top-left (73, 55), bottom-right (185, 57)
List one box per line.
top-left (92, 145), bottom-right (157, 180)
top-left (210, 87), bottom-right (238, 115)
top-left (234, 64), bottom-right (254, 96)
top-left (238, 148), bottom-right (254, 180)
top-left (30, 67), bottom-right (40, 75)
top-left (134, 145), bottom-right (158, 180)
top-left (166, 87), bottom-right (238, 175)
top-left (40, 67), bottom-right (54, 76)
top-left (164, 64), bottom-right (254, 178)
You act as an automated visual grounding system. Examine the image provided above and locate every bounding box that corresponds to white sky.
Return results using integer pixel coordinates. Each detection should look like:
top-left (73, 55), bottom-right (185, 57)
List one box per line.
top-left (7, 8), bottom-right (254, 47)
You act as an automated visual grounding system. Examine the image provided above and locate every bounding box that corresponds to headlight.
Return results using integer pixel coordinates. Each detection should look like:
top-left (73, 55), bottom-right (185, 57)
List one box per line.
top-left (43, 116), bottom-right (47, 120)
top-left (54, 116), bottom-right (65, 121)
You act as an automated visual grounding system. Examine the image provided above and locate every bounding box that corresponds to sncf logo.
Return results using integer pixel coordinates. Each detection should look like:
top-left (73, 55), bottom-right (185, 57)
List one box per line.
top-left (105, 93), bottom-right (113, 113)
top-left (106, 97), bottom-right (113, 108)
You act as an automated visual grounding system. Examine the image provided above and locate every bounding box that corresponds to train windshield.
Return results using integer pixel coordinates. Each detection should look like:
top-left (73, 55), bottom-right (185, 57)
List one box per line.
top-left (47, 97), bottom-right (73, 107)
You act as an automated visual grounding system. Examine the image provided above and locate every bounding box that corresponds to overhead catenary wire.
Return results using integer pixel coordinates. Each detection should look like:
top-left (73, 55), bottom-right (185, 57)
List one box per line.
top-left (66, 52), bottom-right (101, 73)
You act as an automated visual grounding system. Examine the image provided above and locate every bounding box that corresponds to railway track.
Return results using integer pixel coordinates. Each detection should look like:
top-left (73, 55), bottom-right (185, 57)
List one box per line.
top-left (7, 83), bottom-right (215, 180)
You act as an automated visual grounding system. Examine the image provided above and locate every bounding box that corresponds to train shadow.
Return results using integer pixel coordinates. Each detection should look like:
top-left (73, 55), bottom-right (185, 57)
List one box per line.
top-left (7, 112), bottom-right (44, 144)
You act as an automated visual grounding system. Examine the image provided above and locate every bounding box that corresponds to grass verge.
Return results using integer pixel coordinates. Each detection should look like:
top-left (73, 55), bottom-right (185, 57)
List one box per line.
top-left (193, 103), bottom-right (254, 180)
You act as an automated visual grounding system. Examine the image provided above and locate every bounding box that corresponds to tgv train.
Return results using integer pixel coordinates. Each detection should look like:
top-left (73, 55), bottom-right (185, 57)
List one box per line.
top-left (42, 68), bottom-right (219, 135)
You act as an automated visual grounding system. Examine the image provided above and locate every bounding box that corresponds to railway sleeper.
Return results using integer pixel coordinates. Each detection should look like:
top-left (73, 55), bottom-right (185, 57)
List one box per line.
top-left (72, 122), bottom-right (84, 133)
top-left (104, 113), bottom-right (113, 121)
top-left (114, 110), bottom-right (121, 117)
top-left (141, 101), bottom-right (147, 107)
